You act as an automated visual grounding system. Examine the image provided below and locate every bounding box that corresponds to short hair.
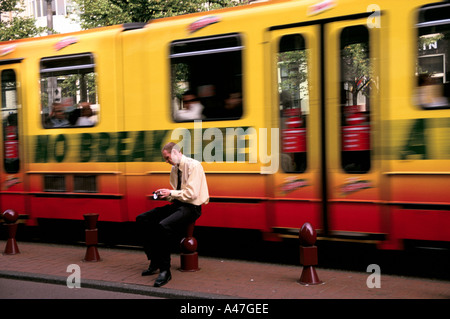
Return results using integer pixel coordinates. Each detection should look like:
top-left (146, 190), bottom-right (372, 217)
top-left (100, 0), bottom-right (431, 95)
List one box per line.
top-left (162, 142), bottom-right (181, 153)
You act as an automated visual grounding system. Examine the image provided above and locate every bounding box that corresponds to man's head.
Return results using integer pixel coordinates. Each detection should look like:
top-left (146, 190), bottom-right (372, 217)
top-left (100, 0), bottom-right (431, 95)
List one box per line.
top-left (182, 90), bottom-right (197, 110)
top-left (162, 142), bottom-right (182, 165)
top-left (80, 102), bottom-right (93, 117)
top-left (51, 103), bottom-right (65, 119)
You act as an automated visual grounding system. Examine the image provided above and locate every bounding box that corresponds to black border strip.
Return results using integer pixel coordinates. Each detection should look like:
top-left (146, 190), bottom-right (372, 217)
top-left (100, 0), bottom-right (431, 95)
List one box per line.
top-left (208, 197), bottom-right (263, 204)
top-left (0, 58), bottom-right (23, 66)
top-left (269, 12), bottom-right (373, 31)
top-left (395, 203), bottom-right (450, 211)
top-left (30, 193), bottom-right (122, 199)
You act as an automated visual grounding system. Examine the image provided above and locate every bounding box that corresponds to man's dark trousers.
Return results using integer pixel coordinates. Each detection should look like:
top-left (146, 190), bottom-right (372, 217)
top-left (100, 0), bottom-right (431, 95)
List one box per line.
top-left (136, 200), bottom-right (201, 271)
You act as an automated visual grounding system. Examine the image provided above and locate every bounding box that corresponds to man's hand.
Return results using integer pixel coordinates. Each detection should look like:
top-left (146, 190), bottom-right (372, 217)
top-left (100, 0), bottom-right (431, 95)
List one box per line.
top-left (156, 188), bottom-right (171, 198)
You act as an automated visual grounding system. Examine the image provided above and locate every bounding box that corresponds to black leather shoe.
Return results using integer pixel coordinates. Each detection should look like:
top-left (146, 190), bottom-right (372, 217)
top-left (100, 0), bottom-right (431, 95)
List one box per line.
top-left (141, 265), bottom-right (159, 276)
top-left (154, 270), bottom-right (171, 287)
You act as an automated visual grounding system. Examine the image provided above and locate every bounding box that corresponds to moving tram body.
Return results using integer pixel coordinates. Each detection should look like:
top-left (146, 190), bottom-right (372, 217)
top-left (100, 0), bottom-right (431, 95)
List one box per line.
top-left (1, 0), bottom-right (449, 250)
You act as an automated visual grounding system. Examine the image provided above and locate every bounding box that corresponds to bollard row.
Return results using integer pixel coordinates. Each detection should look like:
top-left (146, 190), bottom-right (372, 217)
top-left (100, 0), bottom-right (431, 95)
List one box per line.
top-left (2, 213), bottom-right (323, 287)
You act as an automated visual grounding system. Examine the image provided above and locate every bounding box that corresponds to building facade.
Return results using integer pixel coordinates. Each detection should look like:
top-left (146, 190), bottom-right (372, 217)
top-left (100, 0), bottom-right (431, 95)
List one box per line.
top-left (19, 0), bottom-right (81, 34)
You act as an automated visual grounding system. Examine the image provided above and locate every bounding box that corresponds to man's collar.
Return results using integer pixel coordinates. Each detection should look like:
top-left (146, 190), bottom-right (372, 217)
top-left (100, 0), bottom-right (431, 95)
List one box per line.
top-left (176, 154), bottom-right (186, 171)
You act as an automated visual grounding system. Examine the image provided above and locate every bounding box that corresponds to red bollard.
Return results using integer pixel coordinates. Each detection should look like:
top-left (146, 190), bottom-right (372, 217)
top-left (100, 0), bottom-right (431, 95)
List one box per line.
top-left (298, 222), bottom-right (323, 285)
top-left (83, 213), bottom-right (101, 262)
top-left (2, 209), bottom-right (20, 255)
top-left (179, 222), bottom-right (200, 272)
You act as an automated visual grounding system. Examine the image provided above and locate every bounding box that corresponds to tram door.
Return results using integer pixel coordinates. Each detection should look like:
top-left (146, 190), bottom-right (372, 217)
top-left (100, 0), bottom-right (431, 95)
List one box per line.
top-left (0, 63), bottom-right (26, 218)
top-left (270, 17), bottom-right (383, 240)
top-left (324, 19), bottom-right (383, 239)
top-left (269, 26), bottom-right (323, 236)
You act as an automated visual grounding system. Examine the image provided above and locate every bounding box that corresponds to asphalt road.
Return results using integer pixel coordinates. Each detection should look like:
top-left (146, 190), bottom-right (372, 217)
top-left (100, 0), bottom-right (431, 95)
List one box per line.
top-left (0, 278), bottom-right (161, 299)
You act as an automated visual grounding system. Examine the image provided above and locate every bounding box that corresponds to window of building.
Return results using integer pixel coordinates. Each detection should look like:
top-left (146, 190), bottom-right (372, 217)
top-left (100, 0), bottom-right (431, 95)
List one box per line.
top-left (340, 25), bottom-right (372, 174)
top-left (415, 3), bottom-right (450, 109)
top-left (170, 33), bottom-right (243, 122)
top-left (1, 69), bottom-right (20, 174)
top-left (40, 53), bottom-right (99, 128)
top-left (278, 34), bottom-right (309, 173)
top-left (57, 0), bottom-right (66, 15)
top-left (36, 0), bottom-right (42, 17)
top-left (30, 0), bottom-right (67, 18)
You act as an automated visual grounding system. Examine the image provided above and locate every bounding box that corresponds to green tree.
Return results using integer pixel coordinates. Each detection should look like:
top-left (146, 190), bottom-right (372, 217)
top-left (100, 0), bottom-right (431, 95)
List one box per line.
top-left (278, 50), bottom-right (308, 105)
top-left (0, 0), bottom-right (49, 41)
top-left (0, 0), bottom-right (17, 12)
top-left (341, 43), bottom-right (372, 105)
top-left (72, 0), bottom-right (242, 29)
top-left (70, 0), bottom-right (131, 29)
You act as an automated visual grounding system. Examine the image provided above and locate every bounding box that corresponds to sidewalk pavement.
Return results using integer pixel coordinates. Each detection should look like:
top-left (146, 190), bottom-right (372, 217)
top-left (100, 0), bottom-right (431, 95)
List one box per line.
top-left (0, 240), bottom-right (449, 299)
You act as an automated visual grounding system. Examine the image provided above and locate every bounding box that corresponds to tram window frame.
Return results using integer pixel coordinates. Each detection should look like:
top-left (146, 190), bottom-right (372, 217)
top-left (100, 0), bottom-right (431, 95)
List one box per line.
top-left (1, 69), bottom-right (20, 174)
top-left (340, 25), bottom-right (372, 174)
top-left (277, 34), bottom-right (309, 174)
top-left (415, 3), bottom-right (450, 110)
top-left (170, 33), bottom-right (244, 122)
top-left (73, 175), bottom-right (98, 193)
top-left (40, 53), bottom-right (99, 129)
top-left (43, 175), bottom-right (66, 192)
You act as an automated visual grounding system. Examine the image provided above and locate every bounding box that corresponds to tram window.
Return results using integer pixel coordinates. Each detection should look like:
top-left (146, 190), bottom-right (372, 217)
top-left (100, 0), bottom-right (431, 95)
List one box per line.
top-left (278, 34), bottom-right (309, 173)
top-left (340, 26), bottom-right (372, 174)
top-left (415, 3), bottom-right (450, 109)
top-left (1, 69), bottom-right (20, 174)
top-left (43, 175), bottom-right (66, 192)
top-left (40, 53), bottom-right (99, 128)
top-left (74, 175), bottom-right (97, 193)
top-left (170, 34), bottom-right (243, 122)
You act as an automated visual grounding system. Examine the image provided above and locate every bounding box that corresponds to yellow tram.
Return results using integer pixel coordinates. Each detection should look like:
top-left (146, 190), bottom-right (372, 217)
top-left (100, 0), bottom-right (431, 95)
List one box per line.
top-left (1, 0), bottom-right (449, 249)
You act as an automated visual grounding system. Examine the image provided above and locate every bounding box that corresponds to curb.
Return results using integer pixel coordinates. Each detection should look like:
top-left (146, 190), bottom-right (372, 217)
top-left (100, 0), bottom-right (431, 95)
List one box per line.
top-left (0, 270), bottom-right (239, 300)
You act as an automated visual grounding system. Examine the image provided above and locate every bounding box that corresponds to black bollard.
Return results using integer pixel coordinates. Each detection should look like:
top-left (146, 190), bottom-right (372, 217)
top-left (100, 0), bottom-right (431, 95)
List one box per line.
top-left (2, 209), bottom-right (20, 255)
top-left (83, 213), bottom-right (101, 262)
top-left (298, 222), bottom-right (322, 285)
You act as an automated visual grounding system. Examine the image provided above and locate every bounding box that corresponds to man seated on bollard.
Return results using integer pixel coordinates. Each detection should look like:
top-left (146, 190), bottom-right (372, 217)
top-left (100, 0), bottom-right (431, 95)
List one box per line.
top-left (136, 142), bottom-right (209, 287)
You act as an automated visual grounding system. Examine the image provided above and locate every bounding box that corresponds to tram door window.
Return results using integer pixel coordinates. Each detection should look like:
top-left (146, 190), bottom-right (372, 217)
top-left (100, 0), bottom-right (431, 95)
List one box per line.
top-left (170, 33), bottom-right (243, 122)
top-left (1, 69), bottom-right (20, 174)
top-left (278, 34), bottom-right (309, 173)
top-left (340, 26), bottom-right (372, 174)
top-left (415, 3), bottom-right (450, 109)
top-left (40, 53), bottom-right (99, 128)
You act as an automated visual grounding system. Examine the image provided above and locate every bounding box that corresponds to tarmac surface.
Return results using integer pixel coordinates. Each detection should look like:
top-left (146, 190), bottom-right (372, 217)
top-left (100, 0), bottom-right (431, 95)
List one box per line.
top-left (1, 240), bottom-right (449, 301)
top-left (0, 277), bottom-right (160, 299)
